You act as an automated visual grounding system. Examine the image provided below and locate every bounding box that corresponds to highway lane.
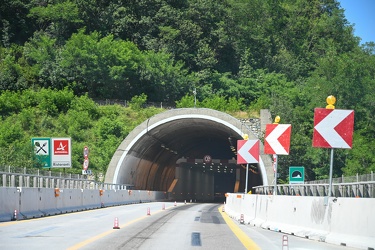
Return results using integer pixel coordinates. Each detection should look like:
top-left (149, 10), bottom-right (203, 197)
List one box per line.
top-left (0, 202), bottom-right (359, 249)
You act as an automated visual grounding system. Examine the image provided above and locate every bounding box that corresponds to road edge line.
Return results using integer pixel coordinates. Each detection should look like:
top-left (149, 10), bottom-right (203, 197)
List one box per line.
top-left (218, 206), bottom-right (261, 250)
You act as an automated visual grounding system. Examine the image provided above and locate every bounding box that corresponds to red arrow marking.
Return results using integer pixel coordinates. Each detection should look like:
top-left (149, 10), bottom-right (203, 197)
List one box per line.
top-left (313, 108), bottom-right (354, 148)
top-left (264, 124), bottom-right (291, 155)
top-left (237, 140), bottom-right (260, 164)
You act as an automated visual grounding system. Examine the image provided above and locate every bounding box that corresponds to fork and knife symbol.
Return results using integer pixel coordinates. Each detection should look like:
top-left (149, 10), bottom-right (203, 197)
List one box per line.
top-left (35, 142), bottom-right (47, 153)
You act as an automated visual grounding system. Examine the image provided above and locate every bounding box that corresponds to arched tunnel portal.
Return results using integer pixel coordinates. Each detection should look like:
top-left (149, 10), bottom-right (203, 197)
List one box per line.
top-left (105, 108), bottom-right (273, 202)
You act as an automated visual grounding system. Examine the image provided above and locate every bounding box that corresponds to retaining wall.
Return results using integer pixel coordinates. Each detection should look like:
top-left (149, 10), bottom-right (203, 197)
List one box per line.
top-left (0, 187), bottom-right (166, 222)
top-left (225, 193), bottom-right (375, 250)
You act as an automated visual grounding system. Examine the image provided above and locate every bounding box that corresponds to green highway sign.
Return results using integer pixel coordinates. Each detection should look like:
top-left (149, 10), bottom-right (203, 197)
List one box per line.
top-left (32, 138), bottom-right (51, 168)
top-left (32, 137), bottom-right (72, 168)
top-left (289, 166), bottom-right (305, 184)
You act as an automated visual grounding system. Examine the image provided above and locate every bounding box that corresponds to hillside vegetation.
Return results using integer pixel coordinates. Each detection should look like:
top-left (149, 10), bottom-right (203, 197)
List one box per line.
top-left (1, 0), bottom-right (375, 181)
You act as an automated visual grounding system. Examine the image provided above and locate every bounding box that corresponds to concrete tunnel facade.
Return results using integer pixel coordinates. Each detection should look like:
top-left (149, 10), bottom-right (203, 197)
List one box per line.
top-left (105, 108), bottom-right (274, 201)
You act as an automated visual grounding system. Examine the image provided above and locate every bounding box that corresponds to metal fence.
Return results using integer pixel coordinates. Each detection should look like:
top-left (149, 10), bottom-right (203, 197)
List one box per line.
top-left (253, 172), bottom-right (375, 198)
top-left (305, 172), bottom-right (374, 184)
top-left (93, 99), bottom-right (175, 109)
top-left (254, 181), bottom-right (375, 198)
top-left (0, 166), bottom-right (88, 180)
top-left (0, 166), bottom-right (131, 190)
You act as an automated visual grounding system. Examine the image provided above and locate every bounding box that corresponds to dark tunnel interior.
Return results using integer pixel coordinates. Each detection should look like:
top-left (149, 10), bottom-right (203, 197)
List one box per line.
top-left (121, 116), bottom-right (264, 202)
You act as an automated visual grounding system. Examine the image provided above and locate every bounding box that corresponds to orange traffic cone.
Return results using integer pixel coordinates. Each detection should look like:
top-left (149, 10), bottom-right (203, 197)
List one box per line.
top-left (113, 217), bottom-right (120, 229)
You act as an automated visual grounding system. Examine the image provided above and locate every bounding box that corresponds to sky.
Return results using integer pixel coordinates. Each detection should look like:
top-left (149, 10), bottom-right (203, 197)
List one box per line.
top-left (339, 0), bottom-right (375, 44)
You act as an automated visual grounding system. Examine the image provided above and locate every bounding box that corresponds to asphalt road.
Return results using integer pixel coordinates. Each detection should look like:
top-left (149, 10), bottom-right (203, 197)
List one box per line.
top-left (0, 202), bottom-right (359, 250)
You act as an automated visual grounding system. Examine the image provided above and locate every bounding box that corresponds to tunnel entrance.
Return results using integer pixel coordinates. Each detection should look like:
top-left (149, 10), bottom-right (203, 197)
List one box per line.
top-left (214, 172), bottom-right (236, 203)
top-left (105, 108), bottom-right (272, 202)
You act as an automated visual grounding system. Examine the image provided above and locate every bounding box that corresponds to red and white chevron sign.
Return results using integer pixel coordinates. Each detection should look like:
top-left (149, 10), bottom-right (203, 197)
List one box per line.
top-left (264, 124), bottom-right (291, 155)
top-left (313, 108), bottom-right (354, 149)
top-left (237, 140), bottom-right (260, 164)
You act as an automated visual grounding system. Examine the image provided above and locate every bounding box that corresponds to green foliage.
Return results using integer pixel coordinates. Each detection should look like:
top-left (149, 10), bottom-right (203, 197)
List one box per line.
top-left (175, 94), bottom-right (197, 108)
top-left (0, 0), bottom-right (374, 179)
top-left (0, 88), bottom-right (164, 174)
top-left (129, 93), bottom-right (148, 110)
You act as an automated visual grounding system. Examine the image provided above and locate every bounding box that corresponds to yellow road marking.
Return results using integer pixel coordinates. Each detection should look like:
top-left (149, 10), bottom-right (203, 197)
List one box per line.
top-left (67, 215), bottom-right (147, 250)
top-left (218, 206), bottom-right (261, 250)
top-left (67, 205), bottom-right (172, 250)
top-left (0, 220), bottom-right (24, 226)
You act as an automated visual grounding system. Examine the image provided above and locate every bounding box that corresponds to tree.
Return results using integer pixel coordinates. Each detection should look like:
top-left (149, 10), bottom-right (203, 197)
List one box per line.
top-left (28, 1), bottom-right (82, 43)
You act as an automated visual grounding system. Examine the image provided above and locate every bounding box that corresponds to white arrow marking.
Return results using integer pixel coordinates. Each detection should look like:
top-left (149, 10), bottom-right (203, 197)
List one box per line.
top-left (315, 110), bottom-right (352, 148)
top-left (265, 125), bottom-right (290, 155)
top-left (238, 140), bottom-right (258, 163)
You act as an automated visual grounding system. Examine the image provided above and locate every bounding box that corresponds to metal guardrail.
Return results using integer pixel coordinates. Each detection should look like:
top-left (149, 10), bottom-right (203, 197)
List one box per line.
top-left (0, 172), bottom-right (132, 190)
top-left (254, 182), bottom-right (375, 198)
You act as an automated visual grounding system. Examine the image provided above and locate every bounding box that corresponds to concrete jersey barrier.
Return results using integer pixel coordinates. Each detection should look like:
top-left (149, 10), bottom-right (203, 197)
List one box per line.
top-left (0, 187), bottom-right (166, 222)
top-left (225, 193), bottom-right (375, 250)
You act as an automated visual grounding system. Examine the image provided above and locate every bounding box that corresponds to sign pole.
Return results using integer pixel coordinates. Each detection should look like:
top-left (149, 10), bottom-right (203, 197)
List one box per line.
top-left (326, 148), bottom-right (334, 205)
top-left (237, 134), bottom-right (259, 195)
top-left (245, 163), bottom-right (249, 194)
top-left (274, 154), bottom-right (278, 195)
top-left (312, 95), bottom-right (355, 205)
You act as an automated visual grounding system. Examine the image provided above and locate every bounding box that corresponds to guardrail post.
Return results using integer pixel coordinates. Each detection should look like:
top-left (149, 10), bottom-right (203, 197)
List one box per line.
top-left (2, 174), bottom-right (6, 187)
top-left (11, 175), bottom-right (15, 187)
top-left (341, 185), bottom-right (346, 197)
top-left (26, 176), bottom-right (30, 187)
top-left (18, 175), bottom-right (23, 187)
top-left (364, 184), bottom-right (369, 198)
top-left (355, 184), bottom-right (360, 197)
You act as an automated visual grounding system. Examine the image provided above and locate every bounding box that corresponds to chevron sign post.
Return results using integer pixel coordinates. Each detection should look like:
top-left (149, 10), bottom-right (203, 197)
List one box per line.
top-left (313, 108), bottom-right (354, 149)
top-left (264, 124), bottom-right (292, 155)
top-left (237, 139), bottom-right (260, 164)
top-left (237, 139), bottom-right (259, 194)
top-left (264, 123), bottom-right (291, 195)
top-left (313, 96), bottom-right (355, 205)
